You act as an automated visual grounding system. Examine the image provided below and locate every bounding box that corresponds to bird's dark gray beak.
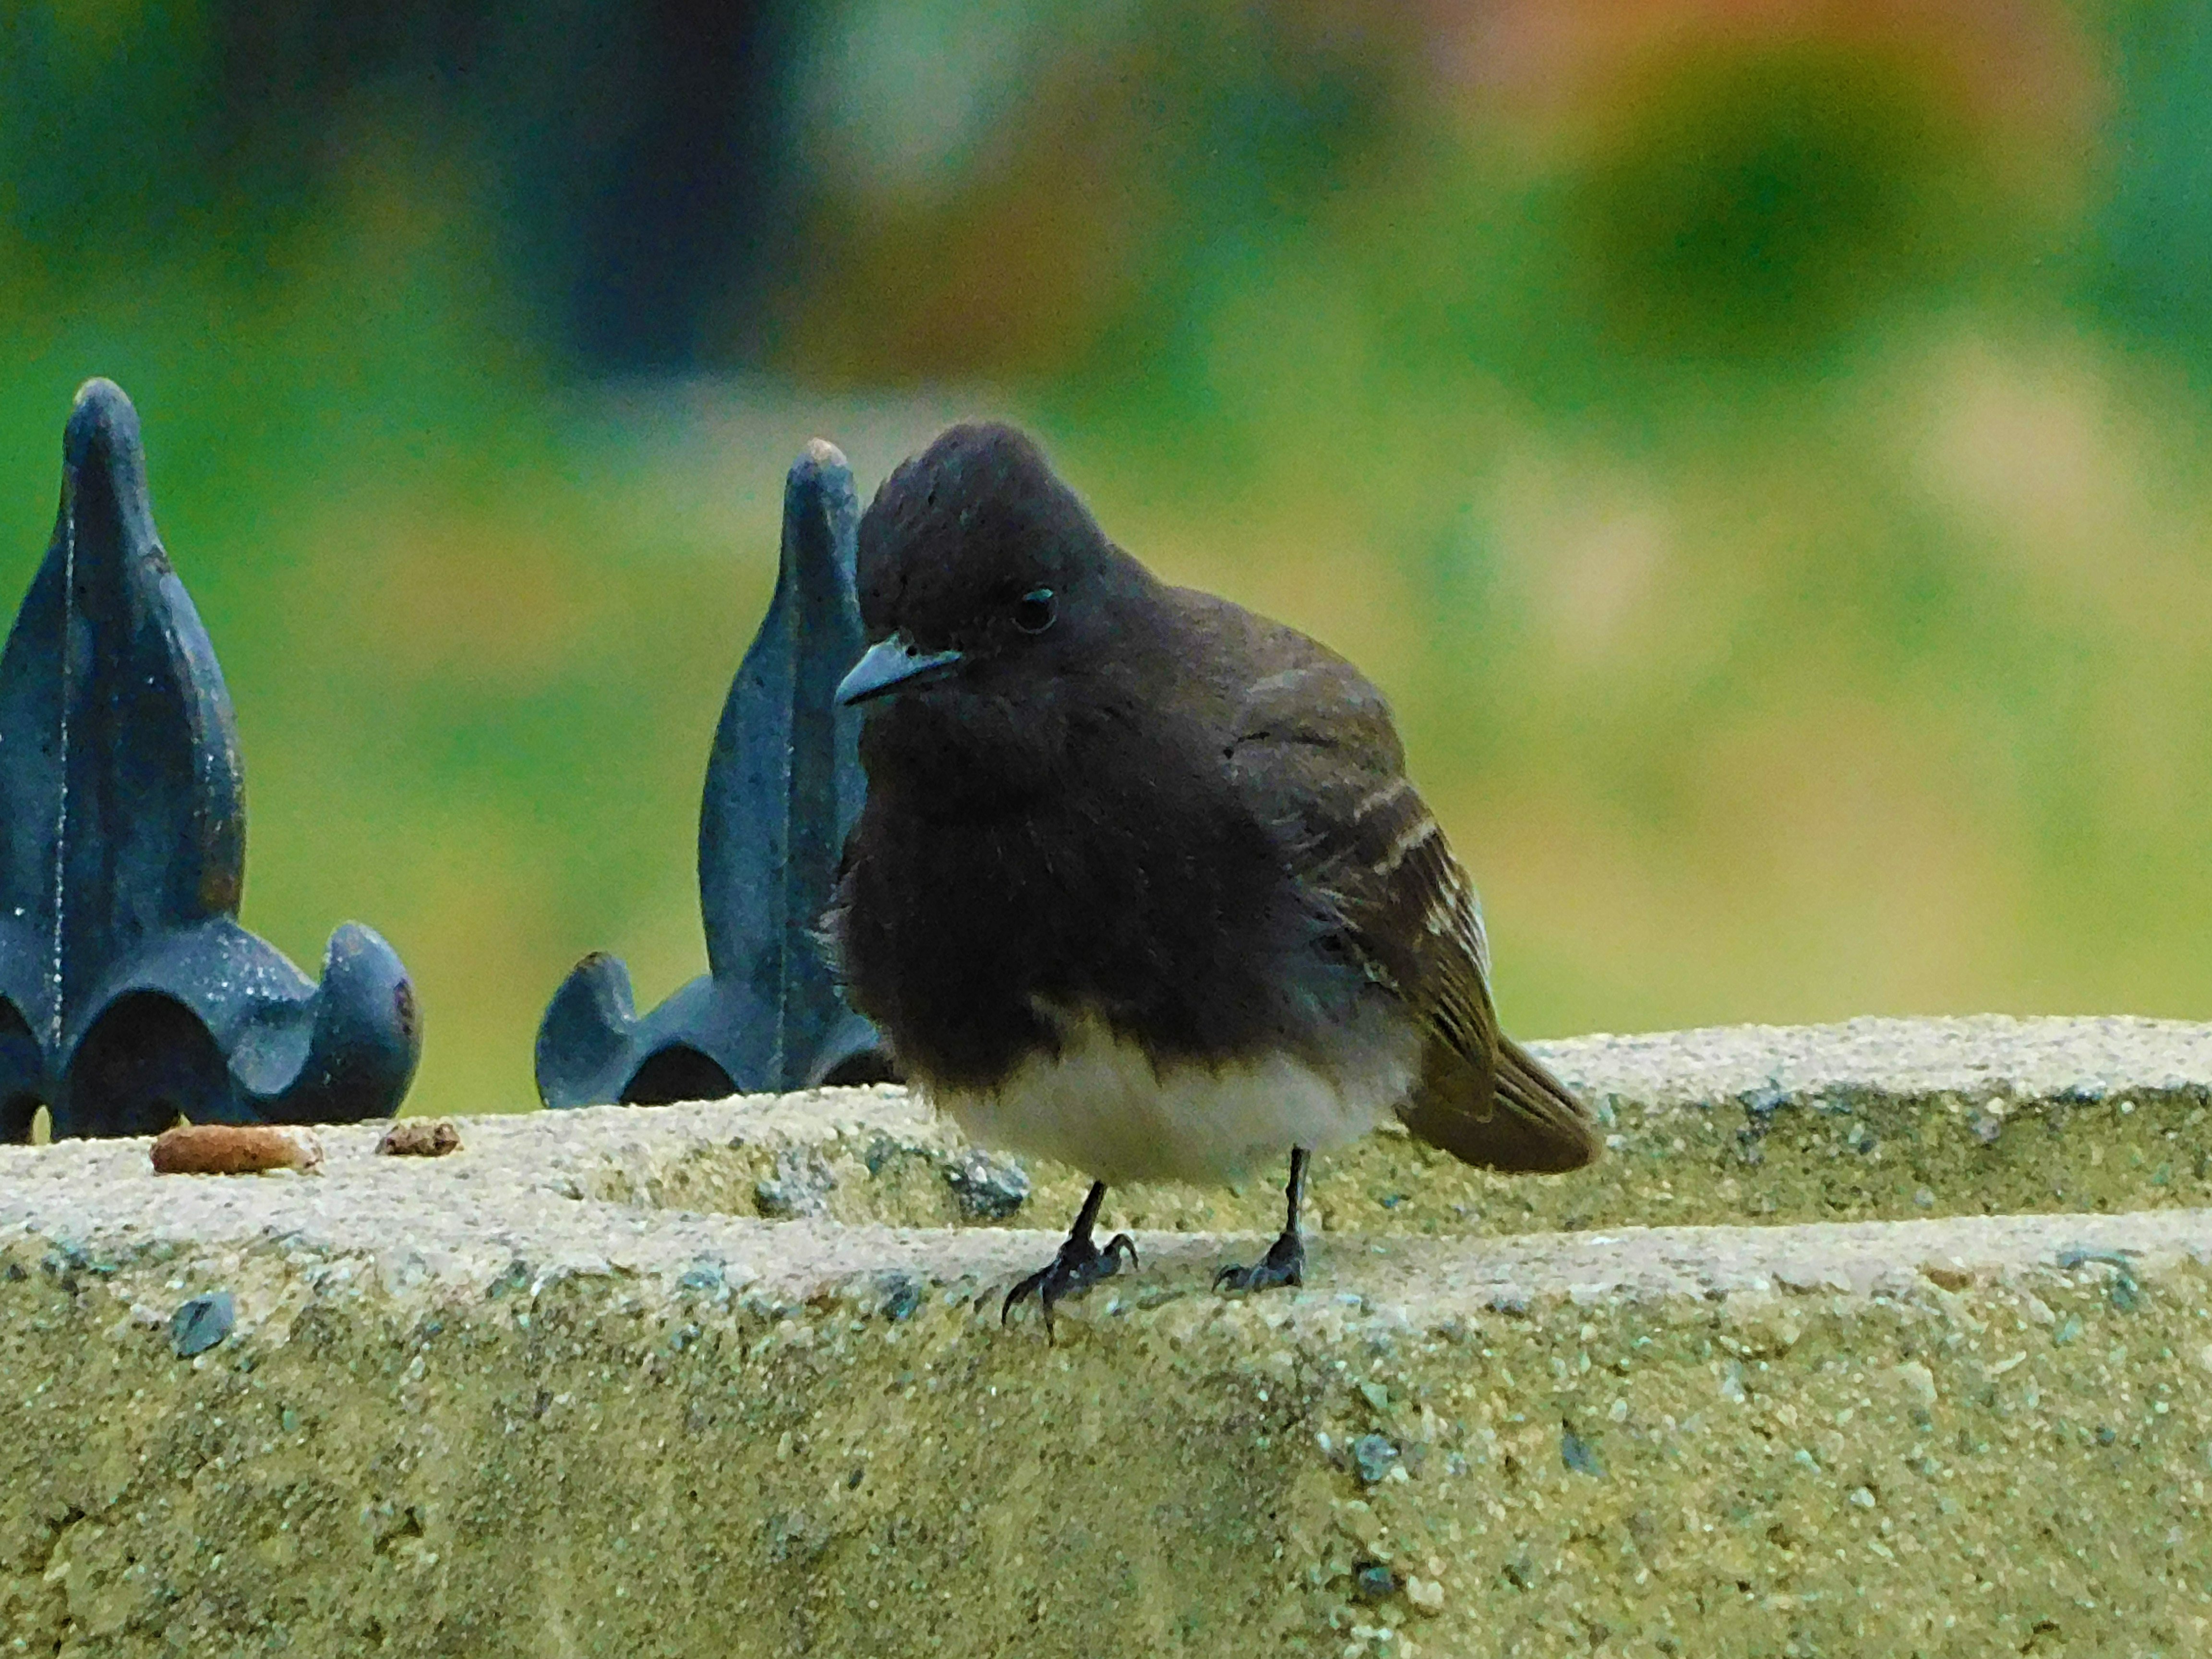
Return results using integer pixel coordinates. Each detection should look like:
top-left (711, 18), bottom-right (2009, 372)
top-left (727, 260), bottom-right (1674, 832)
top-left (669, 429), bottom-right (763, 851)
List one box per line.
top-left (837, 635), bottom-right (965, 706)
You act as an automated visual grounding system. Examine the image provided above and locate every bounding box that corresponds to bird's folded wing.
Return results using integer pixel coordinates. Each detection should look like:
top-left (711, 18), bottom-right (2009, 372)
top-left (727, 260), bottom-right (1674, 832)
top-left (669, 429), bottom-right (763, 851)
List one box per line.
top-left (1222, 639), bottom-right (1596, 1174)
top-left (1220, 650), bottom-right (1497, 1073)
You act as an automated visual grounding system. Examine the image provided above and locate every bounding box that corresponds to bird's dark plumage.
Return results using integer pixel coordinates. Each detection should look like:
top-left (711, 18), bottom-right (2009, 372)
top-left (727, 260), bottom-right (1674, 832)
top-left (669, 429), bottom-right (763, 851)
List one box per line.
top-left (827, 422), bottom-right (1597, 1315)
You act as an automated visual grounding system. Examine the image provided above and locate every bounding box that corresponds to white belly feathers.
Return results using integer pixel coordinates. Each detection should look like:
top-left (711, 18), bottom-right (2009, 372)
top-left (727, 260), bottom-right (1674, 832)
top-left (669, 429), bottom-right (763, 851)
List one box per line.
top-left (927, 1005), bottom-right (1417, 1186)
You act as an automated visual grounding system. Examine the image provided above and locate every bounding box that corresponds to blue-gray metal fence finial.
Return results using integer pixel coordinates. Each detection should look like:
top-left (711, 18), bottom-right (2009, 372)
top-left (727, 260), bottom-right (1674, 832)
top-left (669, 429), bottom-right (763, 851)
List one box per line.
top-left (534, 439), bottom-right (890, 1109)
top-left (0, 378), bottom-right (421, 1140)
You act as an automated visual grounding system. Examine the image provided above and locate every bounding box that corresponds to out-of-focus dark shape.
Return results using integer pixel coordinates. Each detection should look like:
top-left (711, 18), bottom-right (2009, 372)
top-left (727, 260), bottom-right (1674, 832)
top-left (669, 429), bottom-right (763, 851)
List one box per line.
top-left (19, 0), bottom-right (789, 373)
top-left (782, 3), bottom-right (1405, 386)
top-left (1567, 42), bottom-right (1992, 360)
top-left (535, 439), bottom-right (888, 1110)
top-left (2092, 0), bottom-right (2212, 350)
top-left (549, 0), bottom-right (793, 369)
top-left (0, 379), bottom-right (423, 1142)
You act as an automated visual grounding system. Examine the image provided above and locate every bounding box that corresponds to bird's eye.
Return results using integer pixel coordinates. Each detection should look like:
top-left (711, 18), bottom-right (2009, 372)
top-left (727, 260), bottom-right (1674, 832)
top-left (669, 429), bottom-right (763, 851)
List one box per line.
top-left (1012, 587), bottom-right (1057, 635)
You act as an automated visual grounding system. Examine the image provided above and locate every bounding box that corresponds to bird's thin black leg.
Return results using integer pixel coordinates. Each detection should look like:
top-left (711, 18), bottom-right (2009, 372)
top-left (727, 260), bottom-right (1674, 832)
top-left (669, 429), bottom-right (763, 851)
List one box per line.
top-left (1002, 1180), bottom-right (1138, 1334)
top-left (1216, 1147), bottom-right (1309, 1293)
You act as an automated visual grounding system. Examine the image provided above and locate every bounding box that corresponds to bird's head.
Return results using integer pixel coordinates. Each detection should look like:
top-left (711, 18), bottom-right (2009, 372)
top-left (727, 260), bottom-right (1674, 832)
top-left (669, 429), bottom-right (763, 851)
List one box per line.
top-left (840, 422), bottom-right (1138, 713)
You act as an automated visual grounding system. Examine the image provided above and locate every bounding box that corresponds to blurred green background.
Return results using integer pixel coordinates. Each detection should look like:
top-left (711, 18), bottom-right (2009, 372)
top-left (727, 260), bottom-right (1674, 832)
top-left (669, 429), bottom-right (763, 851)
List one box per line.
top-left (3, 0), bottom-right (2209, 1116)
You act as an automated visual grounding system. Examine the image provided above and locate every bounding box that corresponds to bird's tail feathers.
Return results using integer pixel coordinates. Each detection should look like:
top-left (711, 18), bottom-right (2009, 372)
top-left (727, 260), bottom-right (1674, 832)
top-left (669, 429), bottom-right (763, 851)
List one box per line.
top-left (1398, 1033), bottom-right (1600, 1175)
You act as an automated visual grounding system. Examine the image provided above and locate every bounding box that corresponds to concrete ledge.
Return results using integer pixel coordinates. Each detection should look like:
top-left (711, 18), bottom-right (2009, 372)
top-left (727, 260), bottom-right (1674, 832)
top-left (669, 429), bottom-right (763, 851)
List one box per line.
top-left (501, 1014), bottom-right (2212, 1238)
top-left (4, 1018), bottom-right (2212, 1655)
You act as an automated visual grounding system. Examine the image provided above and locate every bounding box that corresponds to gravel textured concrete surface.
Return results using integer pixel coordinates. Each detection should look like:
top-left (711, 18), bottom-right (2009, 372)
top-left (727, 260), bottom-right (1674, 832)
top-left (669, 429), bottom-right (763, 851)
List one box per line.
top-left (2, 1016), bottom-right (2210, 1656)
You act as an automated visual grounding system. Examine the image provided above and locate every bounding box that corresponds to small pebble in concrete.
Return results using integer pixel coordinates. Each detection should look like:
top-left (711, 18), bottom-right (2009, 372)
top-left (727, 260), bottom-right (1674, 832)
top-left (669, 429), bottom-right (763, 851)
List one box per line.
top-left (1404, 1575), bottom-right (1446, 1615)
top-left (862, 1135), bottom-right (900, 1176)
top-left (1895, 1362), bottom-right (1939, 1408)
top-left (942, 1149), bottom-right (1031, 1221)
top-left (1561, 1431), bottom-right (1605, 1477)
top-left (1352, 1434), bottom-right (1400, 1486)
top-left (1333, 1499), bottom-right (1383, 1550)
top-left (2058, 1247), bottom-right (2142, 1310)
top-left (1743, 1082), bottom-right (1789, 1117)
top-left (755, 1152), bottom-right (836, 1219)
top-left (877, 1274), bottom-right (923, 1321)
top-left (1351, 1562), bottom-right (1399, 1603)
top-left (171, 1292), bottom-right (235, 1358)
top-left (378, 1119), bottom-right (461, 1157)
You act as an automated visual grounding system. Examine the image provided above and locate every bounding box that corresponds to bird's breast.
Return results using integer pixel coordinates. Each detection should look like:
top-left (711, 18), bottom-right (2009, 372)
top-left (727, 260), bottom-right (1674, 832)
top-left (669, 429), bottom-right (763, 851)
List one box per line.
top-left (844, 752), bottom-right (1302, 1070)
top-left (924, 1005), bottom-right (1416, 1187)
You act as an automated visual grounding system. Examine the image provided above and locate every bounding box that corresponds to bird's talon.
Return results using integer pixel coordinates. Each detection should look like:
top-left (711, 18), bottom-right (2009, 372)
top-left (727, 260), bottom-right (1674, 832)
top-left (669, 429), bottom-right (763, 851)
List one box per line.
top-left (1215, 1229), bottom-right (1304, 1295)
top-left (1002, 1224), bottom-right (1139, 1333)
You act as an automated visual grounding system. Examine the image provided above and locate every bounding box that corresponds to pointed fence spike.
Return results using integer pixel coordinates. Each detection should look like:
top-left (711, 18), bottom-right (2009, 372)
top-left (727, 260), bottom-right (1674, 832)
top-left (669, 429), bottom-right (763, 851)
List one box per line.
top-left (700, 437), bottom-right (870, 1086)
top-left (0, 378), bottom-right (421, 1140)
top-left (535, 439), bottom-right (890, 1109)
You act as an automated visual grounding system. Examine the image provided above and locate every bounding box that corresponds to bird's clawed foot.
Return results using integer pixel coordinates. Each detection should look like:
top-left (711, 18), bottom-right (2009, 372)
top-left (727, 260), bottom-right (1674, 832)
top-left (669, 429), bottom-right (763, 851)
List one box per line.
top-left (1214, 1228), bottom-right (1305, 1294)
top-left (1002, 1228), bottom-right (1138, 1333)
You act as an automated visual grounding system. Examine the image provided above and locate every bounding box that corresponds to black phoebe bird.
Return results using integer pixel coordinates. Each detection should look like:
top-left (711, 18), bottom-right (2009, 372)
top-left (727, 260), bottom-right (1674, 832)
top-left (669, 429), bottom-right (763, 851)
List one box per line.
top-left (828, 423), bottom-right (1598, 1328)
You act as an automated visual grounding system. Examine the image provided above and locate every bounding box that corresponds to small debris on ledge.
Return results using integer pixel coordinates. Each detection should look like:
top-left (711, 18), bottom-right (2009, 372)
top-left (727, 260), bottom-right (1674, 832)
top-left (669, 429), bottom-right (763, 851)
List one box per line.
top-left (150, 1123), bottom-right (322, 1175)
top-left (1922, 1258), bottom-right (1975, 1291)
top-left (377, 1119), bottom-right (462, 1158)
